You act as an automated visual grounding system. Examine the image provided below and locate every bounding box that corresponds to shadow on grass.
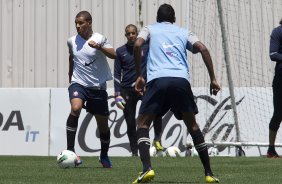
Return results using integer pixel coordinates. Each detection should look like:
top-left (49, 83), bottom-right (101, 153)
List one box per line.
top-left (154, 180), bottom-right (200, 183)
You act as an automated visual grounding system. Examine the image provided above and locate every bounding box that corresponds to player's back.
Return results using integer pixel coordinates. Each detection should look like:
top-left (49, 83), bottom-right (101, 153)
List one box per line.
top-left (146, 22), bottom-right (190, 82)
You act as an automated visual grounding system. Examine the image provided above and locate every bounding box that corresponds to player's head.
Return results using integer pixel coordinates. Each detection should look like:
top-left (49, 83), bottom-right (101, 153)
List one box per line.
top-left (156, 4), bottom-right (175, 23)
top-left (125, 24), bottom-right (138, 45)
top-left (75, 11), bottom-right (92, 38)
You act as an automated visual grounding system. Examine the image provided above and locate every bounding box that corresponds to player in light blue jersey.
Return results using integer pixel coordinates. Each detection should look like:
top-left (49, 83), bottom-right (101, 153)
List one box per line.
top-left (132, 4), bottom-right (220, 184)
top-left (66, 11), bottom-right (116, 168)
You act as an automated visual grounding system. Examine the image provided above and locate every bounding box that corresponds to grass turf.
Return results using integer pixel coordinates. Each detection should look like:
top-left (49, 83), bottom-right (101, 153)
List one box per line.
top-left (0, 156), bottom-right (281, 184)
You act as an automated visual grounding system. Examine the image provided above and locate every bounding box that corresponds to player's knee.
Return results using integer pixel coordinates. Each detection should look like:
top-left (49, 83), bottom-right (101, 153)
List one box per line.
top-left (137, 115), bottom-right (153, 129)
top-left (71, 106), bottom-right (82, 116)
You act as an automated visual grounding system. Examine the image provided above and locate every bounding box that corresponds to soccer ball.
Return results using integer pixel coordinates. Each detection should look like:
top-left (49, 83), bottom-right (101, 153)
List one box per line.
top-left (149, 146), bottom-right (157, 157)
top-left (208, 147), bottom-right (219, 156)
top-left (149, 146), bottom-right (164, 157)
top-left (165, 146), bottom-right (181, 157)
top-left (191, 147), bottom-right (199, 157)
top-left (57, 150), bottom-right (78, 168)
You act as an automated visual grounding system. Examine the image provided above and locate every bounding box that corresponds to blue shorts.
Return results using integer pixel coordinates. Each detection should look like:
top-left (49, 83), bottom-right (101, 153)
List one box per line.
top-left (68, 83), bottom-right (109, 116)
top-left (139, 77), bottom-right (198, 119)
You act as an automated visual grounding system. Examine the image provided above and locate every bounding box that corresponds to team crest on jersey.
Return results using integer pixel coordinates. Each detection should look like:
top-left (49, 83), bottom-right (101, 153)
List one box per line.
top-left (73, 91), bottom-right (79, 97)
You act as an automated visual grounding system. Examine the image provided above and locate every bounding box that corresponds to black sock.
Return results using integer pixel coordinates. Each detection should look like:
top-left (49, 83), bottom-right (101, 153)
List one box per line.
top-left (190, 129), bottom-right (212, 175)
top-left (268, 145), bottom-right (275, 151)
top-left (99, 130), bottom-right (110, 157)
top-left (66, 114), bottom-right (79, 152)
top-left (137, 128), bottom-right (151, 172)
top-left (153, 118), bottom-right (162, 141)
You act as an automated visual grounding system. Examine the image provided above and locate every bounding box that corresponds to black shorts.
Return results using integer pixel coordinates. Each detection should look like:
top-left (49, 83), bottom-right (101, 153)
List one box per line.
top-left (68, 83), bottom-right (109, 116)
top-left (139, 77), bottom-right (198, 119)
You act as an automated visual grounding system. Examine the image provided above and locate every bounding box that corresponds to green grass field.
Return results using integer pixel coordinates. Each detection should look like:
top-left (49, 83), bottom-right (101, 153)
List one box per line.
top-left (0, 156), bottom-right (281, 184)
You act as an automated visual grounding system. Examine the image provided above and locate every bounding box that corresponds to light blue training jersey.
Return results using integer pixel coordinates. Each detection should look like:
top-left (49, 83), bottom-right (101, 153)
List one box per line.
top-left (138, 22), bottom-right (199, 83)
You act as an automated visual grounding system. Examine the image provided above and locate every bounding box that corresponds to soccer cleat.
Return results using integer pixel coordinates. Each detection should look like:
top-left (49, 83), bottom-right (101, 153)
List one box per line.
top-left (99, 156), bottom-right (113, 168)
top-left (267, 150), bottom-right (280, 158)
top-left (153, 140), bottom-right (164, 151)
top-left (75, 156), bottom-right (83, 167)
top-left (205, 174), bottom-right (219, 183)
top-left (132, 169), bottom-right (155, 184)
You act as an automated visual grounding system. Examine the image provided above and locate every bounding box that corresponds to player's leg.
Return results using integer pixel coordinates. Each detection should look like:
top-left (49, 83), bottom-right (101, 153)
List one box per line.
top-left (122, 89), bottom-right (139, 156)
top-left (182, 112), bottom-right (218, 183)
top-left (132, 114), bottom-right (155, 184)
top-left (137, 114), bottom-right (155, 171)
top-left (133, 79), bottom-right (165, 183)
top-left (95, 114), bottom-right (112, 168)
top-left (170, 78), bottom-right (218, 183)
top-left (152, 117), bottom-right (164, 151)
top-left (268, 72), bottom-right (282, 158)
top-left (67, 84), bottom-right (85, 152)
top-left (67, 98), bottom-right (83, 152)
top-left (86, 89), bottom-right (112, 168)
top-left (67, 83), bottom-right (86, 166)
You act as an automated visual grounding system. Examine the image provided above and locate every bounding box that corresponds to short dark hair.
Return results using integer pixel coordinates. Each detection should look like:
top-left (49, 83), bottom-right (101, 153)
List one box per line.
top-left (76, 11), bottom-right (92, 23)
top-left (280, 18), bottom-right (282, 25)
top-left (125, 24), bottom-right (138, 33)
top-left (156, 4), bottom-right (175, 23)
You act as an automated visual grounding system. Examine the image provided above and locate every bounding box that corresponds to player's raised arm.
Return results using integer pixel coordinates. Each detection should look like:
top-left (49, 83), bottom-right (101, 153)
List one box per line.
top-left (88, 40), bottom-right (116, 59)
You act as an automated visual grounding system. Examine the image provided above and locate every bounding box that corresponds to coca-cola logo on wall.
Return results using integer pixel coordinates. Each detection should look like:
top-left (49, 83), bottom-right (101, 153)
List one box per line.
top-left (77, 94), bottom-right (244, 153)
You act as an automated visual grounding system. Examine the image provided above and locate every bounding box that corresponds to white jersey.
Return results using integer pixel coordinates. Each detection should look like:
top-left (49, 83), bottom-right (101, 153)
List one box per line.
top-left (67, 33), bottom-right (113, 89)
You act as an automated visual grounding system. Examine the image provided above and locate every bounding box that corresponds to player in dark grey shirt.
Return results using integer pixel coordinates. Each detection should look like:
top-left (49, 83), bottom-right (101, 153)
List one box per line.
top-left (267, 18), bottom-right (282, 158)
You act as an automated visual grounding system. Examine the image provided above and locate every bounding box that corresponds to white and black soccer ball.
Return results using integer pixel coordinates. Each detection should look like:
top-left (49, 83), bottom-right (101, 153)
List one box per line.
top-left (57, 150), bottom-right (78, 168)
top-left (191, 147), bottom-right (199, 157)
top-left (165, 146), bottom-right (181, 157)
top-left (149, 146), bottom-right (157, 157)
top-left (149, 146), bottom-right (164, 157)
top-left (208, 147), bottom-right (219, 156)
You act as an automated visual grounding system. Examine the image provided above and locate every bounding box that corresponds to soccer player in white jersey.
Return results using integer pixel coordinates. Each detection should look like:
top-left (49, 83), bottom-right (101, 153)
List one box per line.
top-left (132, 4), bottom-right (220, 183)
top-left (66, 11), bottom-right (116, 168)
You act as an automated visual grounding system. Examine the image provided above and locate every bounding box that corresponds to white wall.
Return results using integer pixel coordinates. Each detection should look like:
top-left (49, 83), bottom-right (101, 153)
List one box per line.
top-left (1, 0), bottom-right (282, 88)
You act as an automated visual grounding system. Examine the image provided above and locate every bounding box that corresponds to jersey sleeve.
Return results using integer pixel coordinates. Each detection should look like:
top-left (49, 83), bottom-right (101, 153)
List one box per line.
top-left (100, 35), bottom-right (113, 48)
top-left (187, 30), bottom-right (199, 45)
top-left (269, 27), bottom-right (282, 62)
top-left (137, 26), bottom-right (150, 42)
top-left (67, 38), bottom-right (73, 55)
top-left (186, 30), bottom-right (199, 53)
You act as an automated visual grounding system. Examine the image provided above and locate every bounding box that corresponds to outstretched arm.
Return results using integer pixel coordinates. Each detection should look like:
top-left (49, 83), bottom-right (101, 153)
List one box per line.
top-left (193, 41), bottom-right (221, 95)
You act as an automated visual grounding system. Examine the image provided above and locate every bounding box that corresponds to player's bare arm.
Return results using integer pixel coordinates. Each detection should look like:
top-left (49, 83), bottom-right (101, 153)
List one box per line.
top-left (133, 37), bottom-right (146, 95)
top-left (88, 40), bottom-right (116, 59)
top-left (68, 55), bottom-right (74, 84)
top-left (193, 41), bottom-right (221, 95)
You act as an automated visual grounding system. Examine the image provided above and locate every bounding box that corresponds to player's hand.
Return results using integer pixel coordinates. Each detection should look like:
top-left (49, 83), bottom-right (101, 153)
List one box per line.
top-left (210, 79), bottom-right (220, 96)
top-left (135, 76), bottom-right (145, 96)
top-left (88, 40), bottom-right (101, 49)
top-left (115, 96), bottom-right (126, 110)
